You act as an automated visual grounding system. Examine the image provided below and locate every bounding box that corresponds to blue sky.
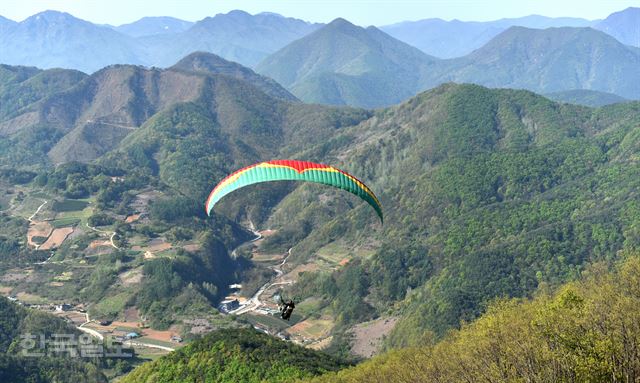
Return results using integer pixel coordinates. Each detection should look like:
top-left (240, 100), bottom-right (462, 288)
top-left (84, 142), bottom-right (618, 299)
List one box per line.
top-left (1, 0), bottom-right (637, 26)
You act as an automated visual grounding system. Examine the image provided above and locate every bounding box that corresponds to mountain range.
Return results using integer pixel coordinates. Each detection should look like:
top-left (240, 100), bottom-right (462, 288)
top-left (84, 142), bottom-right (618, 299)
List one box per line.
top-left (1, 7), bottom-right (638, 73)
top-left (0, 18), bottom-right (639, 380)
top-left (255, 18), bottom-right (438, 108)
top-left (111, 16), bottom-right (194, 37)
top-left (0, 10), bottom-right (320, 72)
top-left (434, 26), bottom-right (640, 99)
top-left (380, 14), bottom-right (596, 58)
top-left (0, 52), bottom-right (365, 169)
top-left (381, 7), bottom-right (639, 58)
top-left (257, 19), bottom-right (640, 107)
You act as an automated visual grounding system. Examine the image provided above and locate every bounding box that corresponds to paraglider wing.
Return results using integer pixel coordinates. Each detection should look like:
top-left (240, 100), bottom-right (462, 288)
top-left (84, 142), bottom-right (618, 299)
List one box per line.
top-left (205, 160), bottom-right (383, 223)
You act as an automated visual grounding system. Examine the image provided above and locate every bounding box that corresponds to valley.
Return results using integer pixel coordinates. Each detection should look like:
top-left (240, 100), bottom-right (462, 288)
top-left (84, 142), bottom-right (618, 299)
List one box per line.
top-left (0, 3), bottom-right (638, 382)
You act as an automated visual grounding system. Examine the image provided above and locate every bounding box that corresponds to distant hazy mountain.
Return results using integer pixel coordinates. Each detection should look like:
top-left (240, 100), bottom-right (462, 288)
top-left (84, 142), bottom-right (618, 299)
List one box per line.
top-left (113, 16), bottom-right (194, 37)
top-left (433, 27), bottom-right (640, 99)
top-left (0, 11), bottom-right (145, 73)
top-left (381, 15), bottom-right (595, 58)
top-left (170, 51), bottom-right (298, 101)
top-left (545, 89), bottom-right (628, 107)
top-left (256, 18), bottom-right (437, 108)
top-left (594, 7), bottom-right (640, 47)
top-left (0, 10), bottom-right (320, 72)
top-left (0, 15), bottom-right (16, 32)
top-left (146, 10), bottom-right (322, 67)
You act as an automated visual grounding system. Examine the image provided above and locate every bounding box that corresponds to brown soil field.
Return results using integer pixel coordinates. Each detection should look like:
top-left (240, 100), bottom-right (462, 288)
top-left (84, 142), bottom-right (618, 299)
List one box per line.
top-left (27, 221), bottom-right (53, 247)
top-left (282, 263), bottom-right (320, 281)
top-left (125, 214), bottom-right (141, 223)
top-left (0, 286), bottom-right (13, 294)
top-left (119, 268), bottom-right (143, 286)
top-left (147, 238), bottom-right (171, 252)
top-left (89, 239), bottom-right (112, 249)
top-left (56, 311), bottom-right (88, 326)
top-left (288, 317), bottom-right (333, 339)
top-left (289, 320), bottom-right (312, 333)
top-left (350, 317), bottom-right (399, 358)
top-left (124, 307), bottom-right (140, 322)
top-left (182, 243), bottom-right (201, 252)
top-left (142, 325), bottom-right (180, 342)
top-left (40, 227), bottom-right (74, 250)
top-left (1, 269), bottom-right (31, 282)
top-left (105, 321), bottom-right (179, 342)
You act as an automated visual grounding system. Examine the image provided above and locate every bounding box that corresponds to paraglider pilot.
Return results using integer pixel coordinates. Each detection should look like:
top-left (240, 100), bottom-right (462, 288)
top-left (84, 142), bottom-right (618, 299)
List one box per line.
top-left (279, 297), bottom-right (295, 321)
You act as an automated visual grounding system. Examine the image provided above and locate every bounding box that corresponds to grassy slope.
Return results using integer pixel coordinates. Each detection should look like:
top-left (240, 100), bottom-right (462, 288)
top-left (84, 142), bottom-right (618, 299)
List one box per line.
top-left (305, 253), bottom-right (640, 382)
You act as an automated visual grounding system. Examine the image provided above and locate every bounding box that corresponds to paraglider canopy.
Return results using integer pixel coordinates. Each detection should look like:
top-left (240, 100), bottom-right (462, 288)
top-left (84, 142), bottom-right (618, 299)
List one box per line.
top-left (205, 160), bottom-right (383, 223)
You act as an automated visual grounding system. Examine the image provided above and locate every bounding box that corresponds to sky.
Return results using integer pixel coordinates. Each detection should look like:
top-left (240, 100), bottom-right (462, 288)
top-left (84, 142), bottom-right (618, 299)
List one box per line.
top-left (0, 0), bottom-right (637, 26)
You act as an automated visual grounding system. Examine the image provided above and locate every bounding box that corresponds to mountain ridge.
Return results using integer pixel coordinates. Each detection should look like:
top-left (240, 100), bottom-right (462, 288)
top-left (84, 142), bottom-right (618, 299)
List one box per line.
top-left (256, 18), bottom-right (437, 108)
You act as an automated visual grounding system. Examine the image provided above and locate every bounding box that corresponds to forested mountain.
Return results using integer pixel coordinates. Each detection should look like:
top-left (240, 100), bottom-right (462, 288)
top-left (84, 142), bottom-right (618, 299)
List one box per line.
top-left (0, 8), bottom-right (638, 381)
top-left (257, 23), bottom-right (640, 107)
top-left (594, 7), bottom-right (640, 47)
top-left (381, 14), bottom-right (594, 58)
top-left (545, 89), bottom-right (629, 107)
top-left (256, 18), bottom-right (437, 108)
top-left (0, 54), bottom-right (370, 335)
top-left (112, 16), bottom-right (194, 37)
top-left (305, 255), bottom-right (640, 382)
top-left (434, 27), bottom-right (640, 100)
top-left (260, 84), bottom-right (640, 349)
top-left (0, 298), bottom-right (107, 382)
top-left (122, 328), bottom-right (347, 383)
top-left (171, 52), bottom-right (298, 101)
top-left (110, 84), bottom-right (640, 381)
top-left (0, 54), bottom-right (352, 167)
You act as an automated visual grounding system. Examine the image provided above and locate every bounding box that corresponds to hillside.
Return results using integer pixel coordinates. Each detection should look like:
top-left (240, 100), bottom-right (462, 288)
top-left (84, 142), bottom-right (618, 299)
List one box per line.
top-left (0, 56), bottom-right (371, 341)
top-left (113, 16), bottom-right (194, 37)
top-left (381, 14), bottom-right (594, 58)
top-left (170, 51), bottom-right (298, 101)
top-left (259, 84), bottom-right (640, 350)
top-left (122, 328), bottom-right (347, 383)
top-left (594, 7), bottom-right (640, 47)
top-left (0, 56), bottom-right (360, 168)
top-left (545, 89), bottom-right (629, 107)
top-left (305, 254), bottom-right (640, 382)
top-left (0, 297), bottom-right (107, 382)
top-left (433, 26), bottom-right (640, 99)
top-left (0, 65), bottom-right (87, 120)
top-left (0, 11), bottom-right (145, 73)
top-left (143, 10), bottom-right (321, 68)
top-left (257, 23), bottom-right (640, 108)
top-left (256, 18), bottom-right (437, 108)
top-left (0, 10), bottom-right (320, 72)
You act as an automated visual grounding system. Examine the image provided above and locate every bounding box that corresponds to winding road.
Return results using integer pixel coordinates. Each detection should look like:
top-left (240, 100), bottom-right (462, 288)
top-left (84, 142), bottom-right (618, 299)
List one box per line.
top-left (85, 222), bottom-right (120, 250)
top-left (74, 312), bottom-right (175, 352)
top-left (230, 247), bottom-right (294, 315)
top-left (28, 200), bottom-right (47, 223)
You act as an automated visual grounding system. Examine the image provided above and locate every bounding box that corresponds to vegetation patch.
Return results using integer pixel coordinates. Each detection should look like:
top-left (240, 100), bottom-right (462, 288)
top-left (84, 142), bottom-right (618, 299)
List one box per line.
top-left (52, 199), bottom-right (89, 212)
top-left (50, 218), bottom-right (81, 228)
